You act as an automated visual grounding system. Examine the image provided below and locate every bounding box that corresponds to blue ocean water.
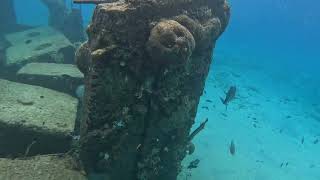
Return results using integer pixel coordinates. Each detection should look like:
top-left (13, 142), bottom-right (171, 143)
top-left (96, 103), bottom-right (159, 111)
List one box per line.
top-left (6, 0), bottom-right (320, 179)
top-left (216, 0), bottom-right (320, 71)
top-left (14, 0), bottom-right (319, 92)
top-left (14, 0), bottom-right (94, 27)
top-left (182, 1), bottom-right (320, 179)
top-left (214, 0), bottom-right (320, 104)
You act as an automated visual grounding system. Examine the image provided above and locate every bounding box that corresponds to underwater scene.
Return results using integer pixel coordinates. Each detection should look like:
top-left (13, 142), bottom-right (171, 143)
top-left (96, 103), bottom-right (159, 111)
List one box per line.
top-left (0, 0), bottom-right (319, 180)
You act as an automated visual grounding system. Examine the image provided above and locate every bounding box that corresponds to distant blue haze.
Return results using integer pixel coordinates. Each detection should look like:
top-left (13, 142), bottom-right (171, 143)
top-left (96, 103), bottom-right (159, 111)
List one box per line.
top-left (14, 0), bottom-right (319, 73)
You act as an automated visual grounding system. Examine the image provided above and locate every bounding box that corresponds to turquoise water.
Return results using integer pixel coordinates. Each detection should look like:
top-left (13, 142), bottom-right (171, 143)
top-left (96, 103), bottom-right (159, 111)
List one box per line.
top-left (14, 0), bottom-right (94, 28)
top-left (1, 0), bottom-right (319, 179)
top-left (182, 1), bottom-right (320, 179)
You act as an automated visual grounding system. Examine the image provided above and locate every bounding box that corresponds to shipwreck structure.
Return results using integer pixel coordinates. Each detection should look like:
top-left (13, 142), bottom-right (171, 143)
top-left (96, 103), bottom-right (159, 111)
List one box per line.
top-left (0, 0), bottom-right (85, 43)
top-left (76, 0), bottom-right (230, 179)
top-left (0, 0), bottom-right (17, 34)
top-left (41, 0), bottom-right (86, 42)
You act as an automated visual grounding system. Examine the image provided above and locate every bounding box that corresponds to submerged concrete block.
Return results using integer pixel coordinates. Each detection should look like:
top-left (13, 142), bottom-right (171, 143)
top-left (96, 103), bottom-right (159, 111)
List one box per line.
top-left (0, 79), bottom-right (78, 156)
top-left (4, 27), bottom-right (75, 66)
top-left (0, 155), bottom-right (87, 180)
top-left (17, 63), bottom-right (84, 95)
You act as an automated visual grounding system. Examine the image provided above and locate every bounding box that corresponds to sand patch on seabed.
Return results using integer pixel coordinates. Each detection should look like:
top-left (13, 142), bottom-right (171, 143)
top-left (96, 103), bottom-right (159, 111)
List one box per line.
top-left (178, 58), bottom-right (320, 180)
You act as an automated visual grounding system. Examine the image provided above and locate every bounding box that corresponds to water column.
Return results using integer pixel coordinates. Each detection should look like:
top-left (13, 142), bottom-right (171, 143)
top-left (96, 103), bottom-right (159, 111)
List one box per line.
top-left (76, 0), bottom-right (230, 179)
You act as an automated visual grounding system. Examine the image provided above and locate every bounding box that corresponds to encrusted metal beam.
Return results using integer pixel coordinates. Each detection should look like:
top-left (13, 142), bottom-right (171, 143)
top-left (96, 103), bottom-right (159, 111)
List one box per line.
top-left (76, 0), bottom-right (230, 179)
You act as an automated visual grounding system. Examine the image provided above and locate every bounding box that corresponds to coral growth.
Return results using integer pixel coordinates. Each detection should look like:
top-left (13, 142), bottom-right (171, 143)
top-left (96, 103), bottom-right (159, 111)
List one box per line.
top-left (174, 14), bottom-right (222, 50)
top-left (75, 43), bottom-right (91, 75)
top-left (78, 0), bottom-right (230, 179)
top-left (146, 20), bottom-right (195, 65)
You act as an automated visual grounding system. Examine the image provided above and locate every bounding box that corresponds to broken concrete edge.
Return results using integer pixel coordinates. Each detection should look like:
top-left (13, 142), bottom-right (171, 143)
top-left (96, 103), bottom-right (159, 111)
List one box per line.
top-left (17, 74), bottom-right (84, 96)
top-left (17, 63), bottom-right (84, 96)
top-left (17, 63), bottom-right (83, 78)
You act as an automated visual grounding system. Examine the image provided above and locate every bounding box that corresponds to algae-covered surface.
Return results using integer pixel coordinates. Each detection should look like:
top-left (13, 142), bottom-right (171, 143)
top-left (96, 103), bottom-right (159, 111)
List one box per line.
top-left (0, 155), bottom-right (87, 180)
top-left (0, 79), bottom-right (78, 155)
top-left (0, 79), bottom-right (77, 133)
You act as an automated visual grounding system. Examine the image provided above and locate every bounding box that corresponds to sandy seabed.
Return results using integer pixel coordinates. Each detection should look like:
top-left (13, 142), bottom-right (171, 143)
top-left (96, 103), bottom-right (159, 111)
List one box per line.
top-left (178, 53), bottom-right (320, 180)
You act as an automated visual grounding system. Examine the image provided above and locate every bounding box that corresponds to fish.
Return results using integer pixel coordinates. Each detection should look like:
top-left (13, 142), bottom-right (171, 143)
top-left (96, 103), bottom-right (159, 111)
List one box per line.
top-left (220, 86), bottom-right (236, 110)
top-left (279, 129), bottom-right (283, 133)
top-left (229, 140), bottom-right (235, 156)
top-left (187, 159), bottom-right (200, 169)
top-left (281, 162), bottom-right (289, 167)
top-left (25, 39), bottom-right (32, 44)
top-left (188, 118), bottom-right (208, 141)
top-left (201, 106), bottom-right (209, 110)
top-left (301, 137), bottom-right (304, 144)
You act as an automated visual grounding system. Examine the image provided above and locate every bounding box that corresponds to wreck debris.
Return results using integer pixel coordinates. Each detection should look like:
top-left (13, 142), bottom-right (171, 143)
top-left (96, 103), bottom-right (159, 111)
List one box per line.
top-left (41, 0), bottom-right (85, 42)
top-left (0, 0), bottom-right (17, 33)
top-left (24, 140), bottom-right (37, 157)
top-left (76, 0), bottom-right (230, 179)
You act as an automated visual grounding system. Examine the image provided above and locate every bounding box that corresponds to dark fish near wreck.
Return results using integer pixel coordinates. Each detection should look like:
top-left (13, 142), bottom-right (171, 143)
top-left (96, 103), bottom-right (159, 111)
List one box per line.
top-left (220, 86), bottom-right (236, 110)
top-left (187, 159), bottom-right (200, 169)
top-left (229, 140), bottom-right (236, 156)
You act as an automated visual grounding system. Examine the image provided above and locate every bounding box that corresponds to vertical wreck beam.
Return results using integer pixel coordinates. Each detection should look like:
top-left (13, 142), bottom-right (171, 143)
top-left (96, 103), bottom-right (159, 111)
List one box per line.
top-left (76, 0), bottom-right (230, 179)
top-left (0, 0), bottom-right (17, 34)
top-left (41, 0), bottom-right (67, 30)
top-left (41, 0), bottom-right (85, 42)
